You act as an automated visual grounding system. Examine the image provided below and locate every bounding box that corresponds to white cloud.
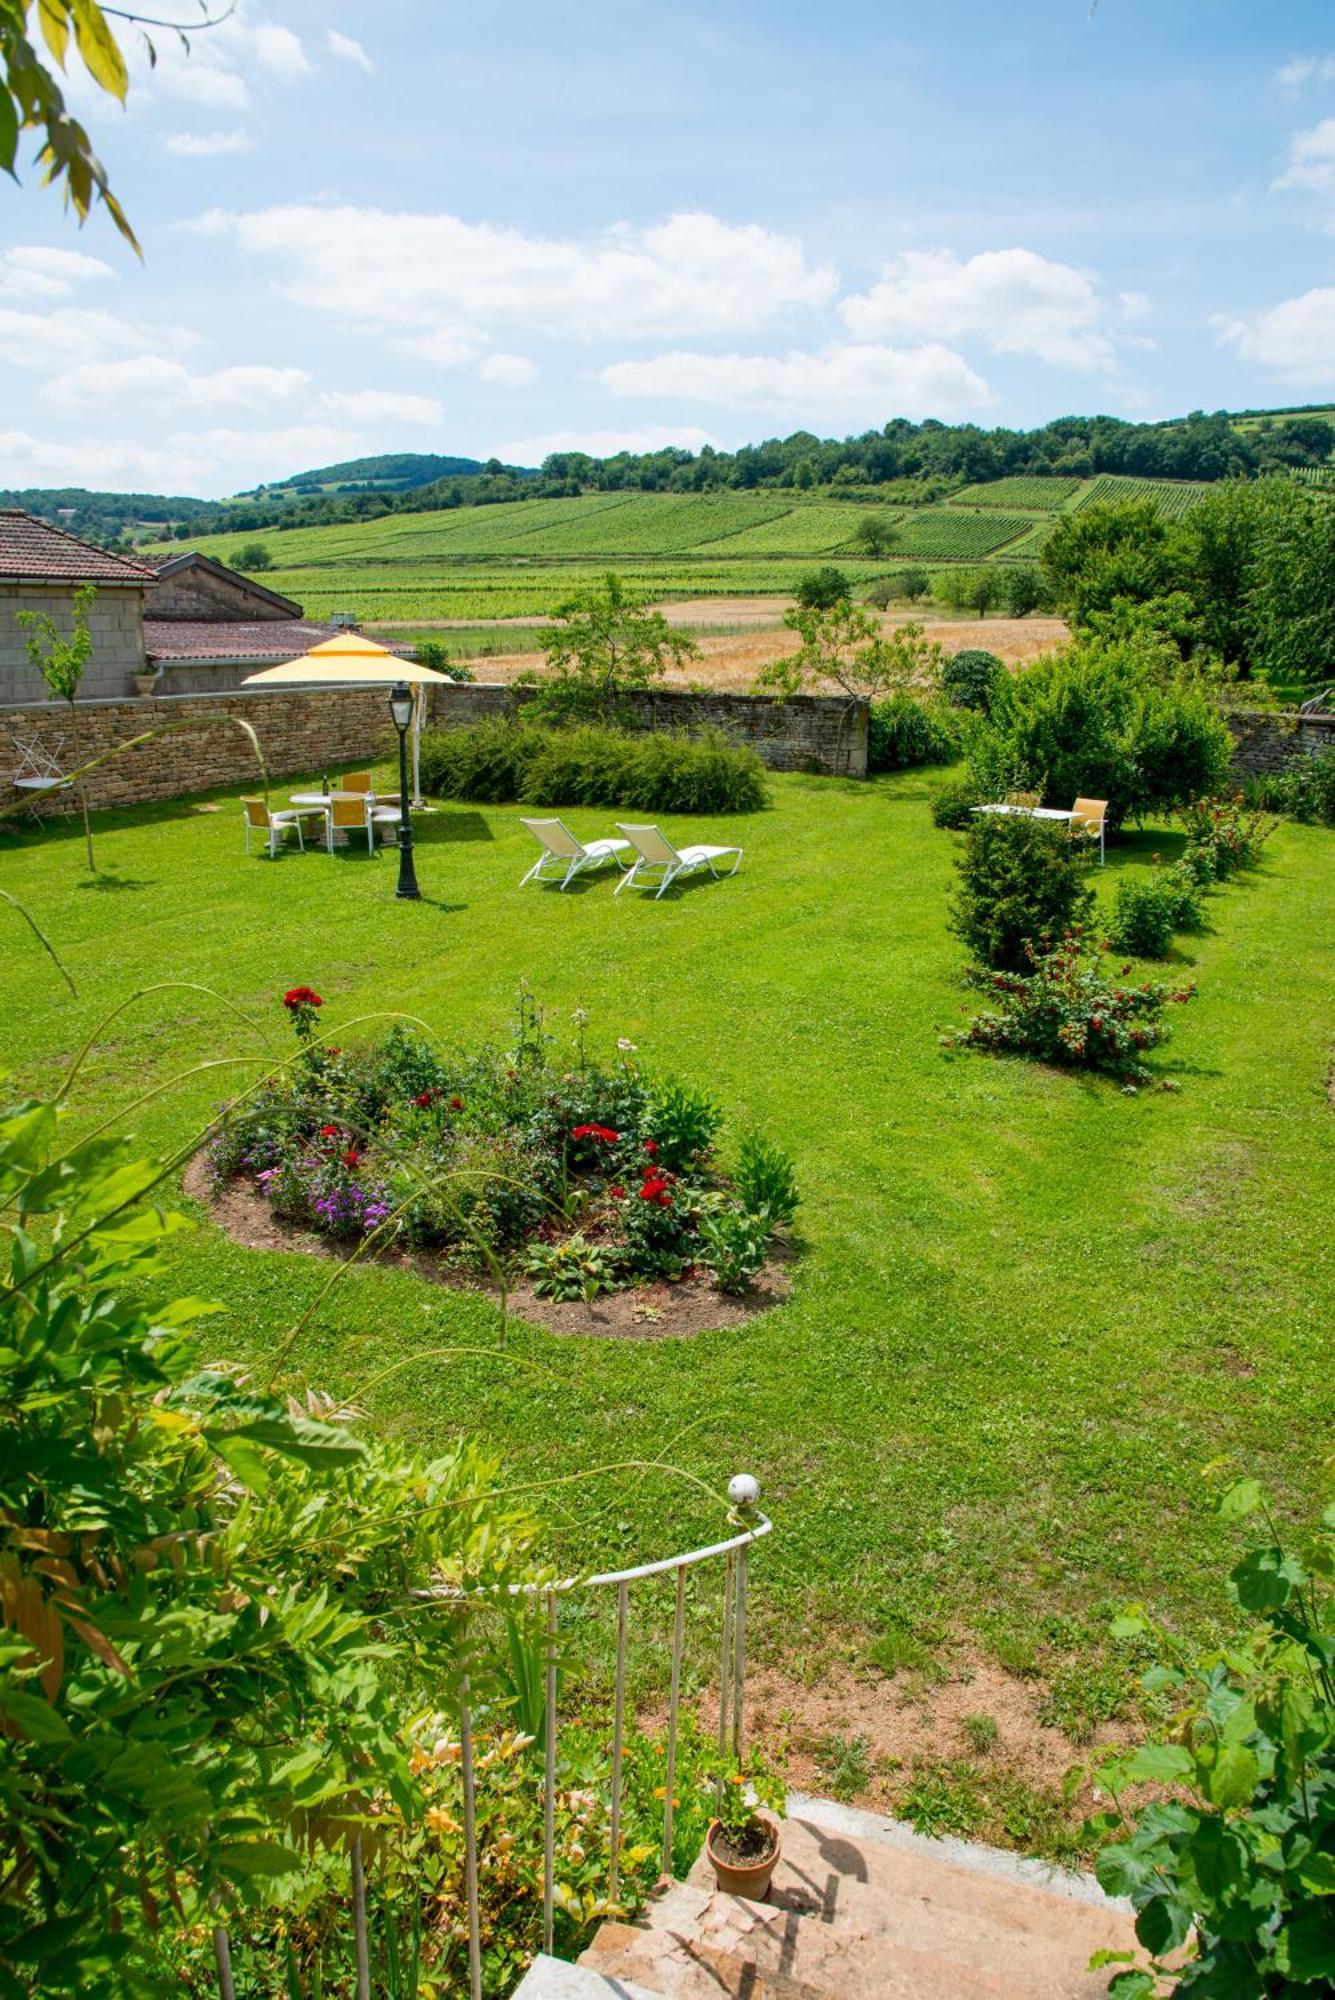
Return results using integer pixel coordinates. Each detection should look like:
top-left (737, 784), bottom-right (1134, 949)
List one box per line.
top-left (194, 204), bottom-right (838, 338)
top-left (600, 341), bottom-right (991, 421)
top-left (166, 423), bottom-right (359, 473)
top-left (164, 130), bottom-right (252, 157)
top-left (0, 429), bottom-right (207, 487)
top-left (0, 306), bottom-right (162, 370)
top-left (43, 355), bottom-right (309, 413)
top-left (492, 425), bottom-right (716, 464)
top-left (478, 352), bottom-right (537, 388)
top-left (248, 24), bottom-right (311, 79)
top-left (1273, 54), bottom-right (1335, 89)
top-left (0, 247), bottom-right (113, 302)
top-left (1118, 290), bottom-right (1152, 322)
top-left (840, 247), bottom-right (1115, 370)
top-left (327, 29), bottom-right (372, 71)
top-left (392, 327), bottom-right (489, 370)
top-left (1273, 117), bottom-right (1335, 203)
top-left (321, 389), bottom-right (443, 425)
top-left (1215, 288), bottom-right (1335, 385)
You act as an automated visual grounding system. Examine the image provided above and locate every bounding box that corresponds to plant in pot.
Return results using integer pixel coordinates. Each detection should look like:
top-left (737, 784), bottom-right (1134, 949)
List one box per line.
top-left (704, 1750), bottom-right (786, 1900)
top-left (132, 666), bottom-right (160, 698)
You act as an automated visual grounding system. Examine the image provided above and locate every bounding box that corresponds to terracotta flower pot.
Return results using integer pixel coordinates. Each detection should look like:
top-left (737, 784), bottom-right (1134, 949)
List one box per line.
top-left (705, 1811), bottom-right (781, 1900)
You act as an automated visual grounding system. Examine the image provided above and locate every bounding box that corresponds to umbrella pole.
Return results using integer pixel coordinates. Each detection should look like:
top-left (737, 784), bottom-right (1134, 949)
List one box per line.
top-left (411, 683), bottom-right (425, 808)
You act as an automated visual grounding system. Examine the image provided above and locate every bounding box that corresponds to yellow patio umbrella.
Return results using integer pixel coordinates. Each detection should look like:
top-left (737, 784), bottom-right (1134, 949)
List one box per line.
top-left (243, 632), bottom-right (452, 900)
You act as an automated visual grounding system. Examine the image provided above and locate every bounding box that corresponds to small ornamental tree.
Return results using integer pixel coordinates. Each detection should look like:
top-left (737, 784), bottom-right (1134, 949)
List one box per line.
top-left (233, 539), bottom-right (273, 572)
top-left (526, 572), bottom-right (699, 724)
top-left (948, 811), bottom-right (1096, 973)
top-left (760, 604), bottom-right (945, 706)
top-left (17, 580), bottom-right (96, 870)
top-left (854, 514), bottom-right (898, 558)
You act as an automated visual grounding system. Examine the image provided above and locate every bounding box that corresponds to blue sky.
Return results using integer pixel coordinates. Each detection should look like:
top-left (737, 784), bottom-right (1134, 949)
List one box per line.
top-left (4, 0), bottom-right (1335, 495)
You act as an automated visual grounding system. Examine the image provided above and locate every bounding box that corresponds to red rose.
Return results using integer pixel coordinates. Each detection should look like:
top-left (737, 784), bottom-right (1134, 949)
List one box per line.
top-left (610, 1185), bottom-right (626, 1200)
top-left (449, 1096), bottom-right (464, 1111)
top-left (319, 1124), bottom-right (340, 1138)
top-left (414, 1089), bottom-right (437, 1107)
top-left (342, 1148), bottom-right (360, 1168)
top-left (283, 986), bottom-right (323, 1009)
top-left (643, 1140), bottom-right (658, 1155)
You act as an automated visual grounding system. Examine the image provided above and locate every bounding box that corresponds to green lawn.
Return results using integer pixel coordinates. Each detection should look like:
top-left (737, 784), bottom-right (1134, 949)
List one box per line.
top-left (1, 770), bottom-right (1332, 1713)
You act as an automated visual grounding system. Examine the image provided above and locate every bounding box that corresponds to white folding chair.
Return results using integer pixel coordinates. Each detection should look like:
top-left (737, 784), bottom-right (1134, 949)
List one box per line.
top-left (613, 823), bottom-right (743, 899)
top-left (518, 817), bottom-right (631, 889)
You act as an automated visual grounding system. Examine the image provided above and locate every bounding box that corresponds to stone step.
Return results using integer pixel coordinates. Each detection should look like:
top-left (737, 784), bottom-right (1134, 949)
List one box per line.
top-left (579, 1793), bottom-right (1141, 2000)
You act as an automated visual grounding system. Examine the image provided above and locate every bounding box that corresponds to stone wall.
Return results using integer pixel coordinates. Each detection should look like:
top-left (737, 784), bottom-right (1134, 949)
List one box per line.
top-left (1227, 708), bottom-right (1335, 777)
top-left (0, 679), bottom-right (863, 814)
top-left (422, 682), bottom-right (869, 777)
top-left (0, 686), bottom-right (397, 812)
top-left (1, 583), bottom-right (146, 703)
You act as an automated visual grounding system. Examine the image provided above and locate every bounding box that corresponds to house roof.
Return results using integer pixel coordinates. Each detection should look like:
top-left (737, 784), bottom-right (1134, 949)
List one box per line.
top-left (153, 550), bottom-right (304, 618)
top-left (0, 508), bottom-right (155, 584)
top-left (143, 618), bottom-right (415, 665)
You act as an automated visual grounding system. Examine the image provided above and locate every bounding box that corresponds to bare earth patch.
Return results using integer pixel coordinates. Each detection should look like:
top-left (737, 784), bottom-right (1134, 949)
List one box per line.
top-left (182, 1155), bottom-right (789, 1340)
top-left (437, 608), bottom-right (1068, 697)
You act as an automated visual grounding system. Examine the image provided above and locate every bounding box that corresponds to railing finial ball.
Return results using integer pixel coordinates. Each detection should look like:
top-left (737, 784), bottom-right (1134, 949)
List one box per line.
top-left (728, 1473), bottom-right (760, 1507)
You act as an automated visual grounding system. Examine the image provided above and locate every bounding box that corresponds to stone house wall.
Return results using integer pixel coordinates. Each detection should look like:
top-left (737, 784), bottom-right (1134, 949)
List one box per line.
top-left (146, 565), bottom-right (296, 622)
top-left (0, 583), bottom-right (146, 703)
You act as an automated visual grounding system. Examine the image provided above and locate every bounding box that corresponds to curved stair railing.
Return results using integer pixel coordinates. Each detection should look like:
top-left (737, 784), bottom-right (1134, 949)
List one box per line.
top-left (210, 1474), bottom-right (771, 2000)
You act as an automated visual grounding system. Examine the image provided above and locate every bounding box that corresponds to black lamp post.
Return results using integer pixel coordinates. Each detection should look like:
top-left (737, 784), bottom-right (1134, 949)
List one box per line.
top-left (389, 681), bottom-right (421, 901)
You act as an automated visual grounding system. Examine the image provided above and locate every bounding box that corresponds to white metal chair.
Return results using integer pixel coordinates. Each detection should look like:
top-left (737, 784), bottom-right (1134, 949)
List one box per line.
top-left (9, 732), bottom-right (71, 822)
top-left (242, 796), bottom-right (322, 859)
top-left (519, 817), bottom-right (632, 889)
top-left (613, 823), bottom-right (743, 899)
top-left (366, 800), bottom-right (400, 847)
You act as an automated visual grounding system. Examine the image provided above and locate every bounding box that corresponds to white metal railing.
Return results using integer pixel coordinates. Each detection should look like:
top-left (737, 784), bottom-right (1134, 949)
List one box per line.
top-left (210, 1473), bottom-right (771, 2000)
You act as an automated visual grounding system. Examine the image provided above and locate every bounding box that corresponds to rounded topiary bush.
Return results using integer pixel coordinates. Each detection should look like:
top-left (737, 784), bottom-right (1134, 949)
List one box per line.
top-left (868, 694), bottom-right (961, 772)
top-left (941, 648), bottom-right (1006, 715)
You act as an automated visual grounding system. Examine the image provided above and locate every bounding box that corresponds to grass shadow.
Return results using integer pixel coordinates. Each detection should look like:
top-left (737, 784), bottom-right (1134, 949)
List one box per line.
top-left (76, 874), bottom-right (156, 893)
top-left (416, 810), bottom-right (494, 845)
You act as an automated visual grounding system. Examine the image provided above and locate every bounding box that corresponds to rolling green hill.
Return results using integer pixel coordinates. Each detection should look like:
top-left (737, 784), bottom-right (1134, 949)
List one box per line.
top-left (151, 472), bottom-right (1213, 623)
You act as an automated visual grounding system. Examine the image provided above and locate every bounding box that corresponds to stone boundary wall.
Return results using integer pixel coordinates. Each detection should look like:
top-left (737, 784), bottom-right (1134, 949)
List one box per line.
top-left (1227, 709), bottom-right (1335, 778)
top-left (0, 686), bottom-right (398, 812)
top-left (422, 682), bottom-right (869, 777)
top-left (0, 681), bottom-right (867, 813)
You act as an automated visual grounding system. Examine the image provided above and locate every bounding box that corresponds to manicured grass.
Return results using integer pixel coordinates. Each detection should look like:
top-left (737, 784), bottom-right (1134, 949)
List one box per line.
top-left (1, 773), bottom-right (1332, 1701)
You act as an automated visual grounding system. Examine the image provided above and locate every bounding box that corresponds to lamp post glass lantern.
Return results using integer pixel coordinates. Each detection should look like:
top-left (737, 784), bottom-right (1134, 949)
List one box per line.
top-left (389, 681), bottom-right (421, 900)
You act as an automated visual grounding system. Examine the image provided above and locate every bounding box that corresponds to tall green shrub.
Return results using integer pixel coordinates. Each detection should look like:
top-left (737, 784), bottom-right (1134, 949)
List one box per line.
top-left (868, 694), bottom-right (960, 771)
top-left (949, 812), bottom-right (1095, 972)
top-left (973, 631), bottom-right (1233, 825)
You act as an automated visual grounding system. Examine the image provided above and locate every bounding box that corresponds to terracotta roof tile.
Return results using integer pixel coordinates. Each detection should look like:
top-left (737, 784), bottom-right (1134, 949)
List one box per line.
top-left (144, 618), bottom-right (413, 663)
top-left (0, 509), bottom-right (155, 583)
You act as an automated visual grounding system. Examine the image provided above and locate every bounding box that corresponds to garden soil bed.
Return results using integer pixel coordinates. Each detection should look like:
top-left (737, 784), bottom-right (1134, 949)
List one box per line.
top-left (182, 1156), bottom-right (790, 1340)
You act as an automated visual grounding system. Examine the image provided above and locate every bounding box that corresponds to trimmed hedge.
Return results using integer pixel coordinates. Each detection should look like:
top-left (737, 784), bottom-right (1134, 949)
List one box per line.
top-left (419, 719), bottom-right (769, 814)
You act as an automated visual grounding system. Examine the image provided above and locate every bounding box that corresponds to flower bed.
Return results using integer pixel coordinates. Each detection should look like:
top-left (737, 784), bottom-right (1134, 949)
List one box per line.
top-left (206, 988), bottom-right (798, 1304)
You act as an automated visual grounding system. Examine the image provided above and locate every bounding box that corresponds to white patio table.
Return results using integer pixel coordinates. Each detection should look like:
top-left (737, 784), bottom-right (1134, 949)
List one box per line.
top-left (971, 803), bottom-right (1075, 824)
